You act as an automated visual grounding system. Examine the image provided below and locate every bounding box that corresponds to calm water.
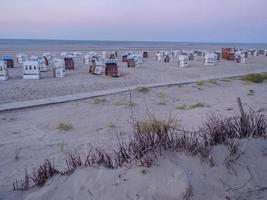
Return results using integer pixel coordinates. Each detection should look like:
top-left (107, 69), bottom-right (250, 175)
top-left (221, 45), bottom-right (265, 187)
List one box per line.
top-left (0, 39), bottom-right (267, 51)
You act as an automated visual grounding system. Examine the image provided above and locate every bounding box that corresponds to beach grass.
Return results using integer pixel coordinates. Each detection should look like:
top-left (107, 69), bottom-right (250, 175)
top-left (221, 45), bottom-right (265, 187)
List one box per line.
top-left (176, 103), bottom-right (210, 110)
top-left (57, 123), bottom-right (73, 131)
top-left (241, 73), bottom-right (267, 83)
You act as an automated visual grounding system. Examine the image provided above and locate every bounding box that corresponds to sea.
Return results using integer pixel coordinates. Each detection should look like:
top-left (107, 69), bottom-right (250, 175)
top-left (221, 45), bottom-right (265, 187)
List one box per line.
top-left (0, 39), bottom-right (267, 52)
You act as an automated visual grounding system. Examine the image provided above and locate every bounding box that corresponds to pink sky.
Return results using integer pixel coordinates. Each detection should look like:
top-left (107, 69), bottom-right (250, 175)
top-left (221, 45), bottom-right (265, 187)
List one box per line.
top-left (0, 0), bottom-right (267, 42)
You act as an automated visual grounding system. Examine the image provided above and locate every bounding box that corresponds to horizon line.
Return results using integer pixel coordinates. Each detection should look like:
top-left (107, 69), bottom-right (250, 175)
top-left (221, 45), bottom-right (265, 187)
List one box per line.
top-left (1, 38), bottom-right (267, 45)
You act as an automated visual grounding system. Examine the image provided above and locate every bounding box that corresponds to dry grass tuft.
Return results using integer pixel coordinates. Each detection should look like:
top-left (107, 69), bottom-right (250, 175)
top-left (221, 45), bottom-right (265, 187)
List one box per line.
top-left (57, 123), bottom-right (73, 131)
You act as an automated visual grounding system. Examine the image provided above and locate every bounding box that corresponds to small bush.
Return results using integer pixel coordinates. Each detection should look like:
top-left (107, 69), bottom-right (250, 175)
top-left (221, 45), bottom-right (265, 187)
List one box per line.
top-left (241, 73), bottom-right (267, 83)
top-left (57, 123), bottom-right (73, 131)
top-left (137, 118), bottom-right (175, 135)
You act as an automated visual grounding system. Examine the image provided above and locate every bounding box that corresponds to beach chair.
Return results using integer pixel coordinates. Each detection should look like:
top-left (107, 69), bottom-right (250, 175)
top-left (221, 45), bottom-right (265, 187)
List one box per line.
top-left (0, 61), bottom-right (8, 81)
top-left (105, 59), bottom-right (119, 77)
top-left (259, 50), bottom-right (265, 55)
top-left (43, 53), bottom-right (52, 65)
top-left (102, 51), bottom-right (107, 59)
top-left (90, 59), bottom-right (103, 75)
top-left (204, 53), bottom-right (217, 66)
top-left (164, 55), bottom-right (170, 63)
top-left (23, 61), bottom-right (40, 79)
top-left (228, 52), bottom-right (235, 61)
top-left (156, 53), bottom-right (162, 62)
top-left (178, 55), bottom-right (189, 67)
top-left (53, 59), bottom-right (65, 78)
top-left (189, 53), bottom-right (194, 61)
top-left (122, 54), bottom-right (128, 62)
top-left (38, 57), bottom-right (48, 72)
top-left (64, 57), bottom-right (75, 70)
top-left (127, 59), bottom-right (136, 68)
top-left (222, 48), bottom-right (232, 59)
top-left (143, 51), bottom-right (148, 58)
top-left (2, 55), bottom-right (14, 68)
top-left (16, 54), bottom-right (28, 64)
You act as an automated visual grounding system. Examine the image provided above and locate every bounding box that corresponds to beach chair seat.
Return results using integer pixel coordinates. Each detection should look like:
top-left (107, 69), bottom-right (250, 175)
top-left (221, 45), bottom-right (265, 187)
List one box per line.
top-left (105, 59), bottom-right (119, 77)
top-left (164, 55), bottom-right (170, 63)
top-left (53, 59), bottom-right (65, 78)
top-left (16, 54), bottom-right (28, 64)
top-left (89, 60), bottom-right (103, 75)
top-left (2, 55), bottom-right (14, 68)
top-left (178, 55), bottom-right (189, 67)
top-left (204, 53), bottom-right (217, 66)
top-left (143, 51), bottom-right (148, 58)
top-left (156, 53), bottom-right (162, 62)
top-left (64, 57), bottom-right (75, 70)
top-left (0, 61), bottom-right (8, 81)
top-left (127, 59), bottom-right (136, 68)
top-left (23, 61), bottom-right (40, 79)
top-left (122, 54), bottom-right (128, 62)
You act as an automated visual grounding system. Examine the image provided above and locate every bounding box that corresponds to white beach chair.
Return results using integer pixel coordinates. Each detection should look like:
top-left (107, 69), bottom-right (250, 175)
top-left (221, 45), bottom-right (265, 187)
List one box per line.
top-left (102, 51), bottom-right (107, 59)
top-left (240, 54), bottom-right (246, 64)
top-left (16, 54), bottom-right (28, 64)
top-left (178, 55), bottom-right (189, 67)
top-left (53, 59), bottom-right (65, 78)
top-left (204, 53), bottom-right (217, 66)
top-left (94, 60), bottom-right (103, 75)
top-left (156, 53), bottom-right (162, 62)
top-left (0, 61), bottom-right (8, 81)
top-left (23, 61), bottom-right (40, 80)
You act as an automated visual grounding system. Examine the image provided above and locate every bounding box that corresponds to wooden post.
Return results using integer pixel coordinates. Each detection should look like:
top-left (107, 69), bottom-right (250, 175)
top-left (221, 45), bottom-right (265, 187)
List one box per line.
top-left (237, 97), bottom-right (245, 118)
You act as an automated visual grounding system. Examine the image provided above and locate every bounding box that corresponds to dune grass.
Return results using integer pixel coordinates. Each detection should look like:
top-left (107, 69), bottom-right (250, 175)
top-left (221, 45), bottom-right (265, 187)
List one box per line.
top-left (241, 73), bottom-right (267, 83)
top-left (57, 123), bottom-right (73, 131)
top-left (176, 103), bottom-right (210, 110)
top-left (13, 110), bottom-right (267, 191)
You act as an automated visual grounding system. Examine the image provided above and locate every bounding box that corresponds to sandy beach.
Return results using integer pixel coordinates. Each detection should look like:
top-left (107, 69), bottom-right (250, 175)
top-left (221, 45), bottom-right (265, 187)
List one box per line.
top-left (1, 0), bottom-right (267, 198)
top-left (1, 64), bottom-right (267, 199)
top-left (0, 51), bottom-right (267, 104)
top-left (0, 44), bottom-right (267, 200)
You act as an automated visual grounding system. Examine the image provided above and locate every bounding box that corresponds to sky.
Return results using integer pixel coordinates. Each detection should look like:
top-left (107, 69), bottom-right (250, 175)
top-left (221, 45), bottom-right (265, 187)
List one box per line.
top-left (0, 0), bottom-right (267, 43)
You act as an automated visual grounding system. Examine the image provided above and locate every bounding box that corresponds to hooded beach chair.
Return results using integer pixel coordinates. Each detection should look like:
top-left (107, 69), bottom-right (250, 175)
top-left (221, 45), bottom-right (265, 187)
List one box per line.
top-left (0, 61), bottom-right (8, 81)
